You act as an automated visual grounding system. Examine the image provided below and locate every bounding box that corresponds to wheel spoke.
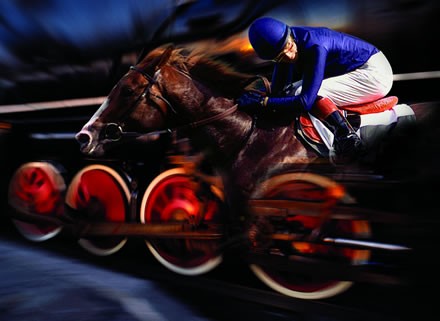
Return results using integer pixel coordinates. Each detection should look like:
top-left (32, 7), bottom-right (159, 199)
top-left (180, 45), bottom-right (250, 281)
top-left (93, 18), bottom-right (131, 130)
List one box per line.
top-left (8, 162), bottom-right (65, 242)
top-left (66, 165), bottom-right (130, 256)
top-left (140, 168), bottom-right (224, 275)
top-left (249, 172), bottom-right (371, 300)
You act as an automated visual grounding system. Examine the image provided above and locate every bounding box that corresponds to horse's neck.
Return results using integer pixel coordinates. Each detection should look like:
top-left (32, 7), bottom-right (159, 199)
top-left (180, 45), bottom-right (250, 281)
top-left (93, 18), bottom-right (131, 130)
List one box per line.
top-left (191, 106), bottom-right (253, 164)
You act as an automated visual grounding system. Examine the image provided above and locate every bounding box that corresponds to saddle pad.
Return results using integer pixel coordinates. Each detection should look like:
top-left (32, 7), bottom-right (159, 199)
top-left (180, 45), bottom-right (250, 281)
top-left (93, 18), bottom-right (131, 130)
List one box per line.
top-left (299, 114), bottom-right (322, 144)
top-left (340, 96), bottom-right (398, 115)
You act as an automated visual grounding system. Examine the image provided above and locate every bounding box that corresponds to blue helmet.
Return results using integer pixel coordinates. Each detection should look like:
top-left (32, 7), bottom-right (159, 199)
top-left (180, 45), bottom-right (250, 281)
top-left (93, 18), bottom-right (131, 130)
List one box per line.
top-left (248, 17), bottom-right (289, 60)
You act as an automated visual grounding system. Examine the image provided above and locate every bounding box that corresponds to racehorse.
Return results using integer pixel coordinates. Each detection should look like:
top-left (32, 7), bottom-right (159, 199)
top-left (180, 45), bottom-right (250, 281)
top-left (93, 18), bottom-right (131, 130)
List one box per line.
top-left (75, 44), bottom-right (438, 300)
top-left (77, 45), bottom-right (319, 190)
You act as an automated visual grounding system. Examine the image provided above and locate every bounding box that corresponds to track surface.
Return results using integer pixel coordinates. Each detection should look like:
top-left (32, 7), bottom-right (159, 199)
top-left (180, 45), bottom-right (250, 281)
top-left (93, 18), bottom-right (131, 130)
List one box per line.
top-left (0, 218), bottom-right (435, 321)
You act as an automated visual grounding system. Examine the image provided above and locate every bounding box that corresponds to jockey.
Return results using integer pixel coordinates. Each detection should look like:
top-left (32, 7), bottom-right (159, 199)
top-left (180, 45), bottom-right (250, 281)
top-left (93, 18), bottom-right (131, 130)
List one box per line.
top-left (238, 17), bottom-right (394, 161)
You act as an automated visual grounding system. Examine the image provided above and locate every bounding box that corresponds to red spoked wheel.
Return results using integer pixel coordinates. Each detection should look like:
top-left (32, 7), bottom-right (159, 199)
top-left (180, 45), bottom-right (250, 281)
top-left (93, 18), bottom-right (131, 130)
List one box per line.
top-left (249, 172), bottom-right (371, 300)
top-left (140, 168), bottom-right (224, 275)
top-left (8, 162), bottom-right (65, 242)
top-left (66, 164), bottom-right (130, 256)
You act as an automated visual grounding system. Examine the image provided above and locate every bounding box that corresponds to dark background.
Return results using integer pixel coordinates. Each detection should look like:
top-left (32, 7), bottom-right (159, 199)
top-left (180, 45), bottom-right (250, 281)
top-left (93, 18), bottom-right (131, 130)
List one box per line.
top-left (0, 0), bottom-right (438, 105)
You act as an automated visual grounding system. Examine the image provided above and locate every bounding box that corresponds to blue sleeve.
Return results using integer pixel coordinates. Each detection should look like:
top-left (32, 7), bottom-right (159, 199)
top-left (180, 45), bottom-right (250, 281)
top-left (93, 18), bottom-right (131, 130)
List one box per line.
top-left (270, 64), bottom-right (289, 95)
top-left (267, 45), bottom-right (327, 112)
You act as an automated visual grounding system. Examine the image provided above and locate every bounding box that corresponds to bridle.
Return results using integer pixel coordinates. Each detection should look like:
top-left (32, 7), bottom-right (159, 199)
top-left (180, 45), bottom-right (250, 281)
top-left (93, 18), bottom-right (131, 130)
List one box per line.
top-left (128, 65), bottom-right (178, 117)
top-left (102, 64), bottom-right (239, 142)
top-left (102, 65), bottom-right (174, 141)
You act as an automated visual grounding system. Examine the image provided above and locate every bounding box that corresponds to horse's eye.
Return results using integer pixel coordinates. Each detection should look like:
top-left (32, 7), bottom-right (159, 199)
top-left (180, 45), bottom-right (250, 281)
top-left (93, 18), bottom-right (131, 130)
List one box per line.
top-left (121, 86), bottom-right (134, 97)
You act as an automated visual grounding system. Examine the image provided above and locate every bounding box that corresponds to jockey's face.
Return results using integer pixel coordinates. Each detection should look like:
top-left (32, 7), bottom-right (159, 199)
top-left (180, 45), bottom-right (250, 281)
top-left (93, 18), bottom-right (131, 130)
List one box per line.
top-left (272, 35), bottom-right (298, 63)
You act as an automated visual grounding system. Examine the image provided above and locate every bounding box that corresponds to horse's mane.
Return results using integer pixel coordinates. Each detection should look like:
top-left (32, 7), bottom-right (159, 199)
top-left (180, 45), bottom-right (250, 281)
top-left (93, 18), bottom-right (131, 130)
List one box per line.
top-left (140, 44), bottom-right (256, 98)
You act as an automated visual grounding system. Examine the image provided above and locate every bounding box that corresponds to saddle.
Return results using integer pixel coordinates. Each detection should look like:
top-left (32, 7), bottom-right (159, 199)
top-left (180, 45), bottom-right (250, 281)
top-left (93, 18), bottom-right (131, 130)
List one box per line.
top-left (297, 96), bottom-right (399, 155)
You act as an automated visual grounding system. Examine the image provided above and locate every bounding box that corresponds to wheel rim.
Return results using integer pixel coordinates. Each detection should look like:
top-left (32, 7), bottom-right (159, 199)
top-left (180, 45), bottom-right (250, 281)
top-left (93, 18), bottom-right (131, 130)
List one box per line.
top-left (66, 165), bottom-right (129, 256)
top-left (8, 162), bottom-right (65, 242)
top-left (249, 173), bottom-right (371, 300)
top-left (140, 168), bottom-right (223, 275)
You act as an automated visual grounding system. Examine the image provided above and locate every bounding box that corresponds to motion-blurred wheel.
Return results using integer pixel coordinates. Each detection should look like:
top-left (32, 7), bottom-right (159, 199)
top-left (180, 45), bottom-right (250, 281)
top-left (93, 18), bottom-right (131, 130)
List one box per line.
top-left (66, 164), bottom-right (130, 256)
top-left (8, 161), bottom-right (65, 242)
top-left (249, 172), bottom-right (371, 300)
top-left (140, 167), bottom-right (224, 275)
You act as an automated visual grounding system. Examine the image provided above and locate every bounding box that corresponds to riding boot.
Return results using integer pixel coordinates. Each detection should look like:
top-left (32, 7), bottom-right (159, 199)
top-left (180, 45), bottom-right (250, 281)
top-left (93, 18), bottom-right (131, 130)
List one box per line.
top-left (324, 110), bottom-right (362, 161)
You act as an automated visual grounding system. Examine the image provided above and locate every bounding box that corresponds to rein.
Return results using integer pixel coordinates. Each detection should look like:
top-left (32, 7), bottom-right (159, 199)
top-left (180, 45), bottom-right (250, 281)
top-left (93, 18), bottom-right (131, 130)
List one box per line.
top-left (108, 103), bottom-right (239, 141)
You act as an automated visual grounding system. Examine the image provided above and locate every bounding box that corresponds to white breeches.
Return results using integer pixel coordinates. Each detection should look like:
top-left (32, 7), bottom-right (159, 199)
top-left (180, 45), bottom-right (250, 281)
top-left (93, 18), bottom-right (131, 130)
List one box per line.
top-left (292, 51), bottom-right (394, 106)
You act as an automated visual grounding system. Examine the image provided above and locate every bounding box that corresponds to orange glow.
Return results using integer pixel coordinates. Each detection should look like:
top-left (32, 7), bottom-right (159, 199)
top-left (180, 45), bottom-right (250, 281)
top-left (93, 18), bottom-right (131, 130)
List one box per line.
top-left (0, 122), bottom-right (12, 129)
top-left (326, 185), bottom-right (345, 200)
top-left (187, 35), bottom-right (255, 56)
top-left (221, 37), bottom-right (254, 54)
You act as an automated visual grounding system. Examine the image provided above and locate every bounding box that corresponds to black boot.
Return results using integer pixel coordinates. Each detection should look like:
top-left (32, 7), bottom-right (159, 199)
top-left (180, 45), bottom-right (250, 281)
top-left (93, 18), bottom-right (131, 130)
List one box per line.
top-left (324, 110), bottom-right (362, 162)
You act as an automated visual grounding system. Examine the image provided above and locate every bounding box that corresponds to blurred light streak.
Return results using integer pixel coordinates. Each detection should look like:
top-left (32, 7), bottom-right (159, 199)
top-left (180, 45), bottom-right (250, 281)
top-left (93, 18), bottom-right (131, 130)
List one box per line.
top-left (393, 71), bottom-right (440, 81)
top-left (0, 96), bottom-right (106, 113)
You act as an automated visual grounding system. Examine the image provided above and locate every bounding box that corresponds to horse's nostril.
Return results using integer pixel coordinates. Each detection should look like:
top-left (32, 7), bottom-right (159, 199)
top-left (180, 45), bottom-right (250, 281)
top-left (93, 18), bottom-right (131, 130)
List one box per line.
top-left (76, 132), bottom-right (91, 146)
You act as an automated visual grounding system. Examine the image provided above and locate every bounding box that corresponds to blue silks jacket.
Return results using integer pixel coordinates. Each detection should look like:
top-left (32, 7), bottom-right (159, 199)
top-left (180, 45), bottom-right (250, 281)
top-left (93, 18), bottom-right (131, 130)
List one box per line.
top-left (268, 26), bottom-right (379, 112)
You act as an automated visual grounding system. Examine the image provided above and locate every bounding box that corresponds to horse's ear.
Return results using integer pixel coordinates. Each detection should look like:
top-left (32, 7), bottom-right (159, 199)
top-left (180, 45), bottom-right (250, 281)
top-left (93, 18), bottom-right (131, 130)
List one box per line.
top-left (156, 44), bottom-right (175, 70)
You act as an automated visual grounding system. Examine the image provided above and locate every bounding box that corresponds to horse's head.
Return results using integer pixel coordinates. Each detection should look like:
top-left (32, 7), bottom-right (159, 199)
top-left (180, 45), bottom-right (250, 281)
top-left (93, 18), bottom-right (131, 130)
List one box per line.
top-left (76, 44), bottom-right (253, 157)
top-left (76, 45), bottom-right (178, 156)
